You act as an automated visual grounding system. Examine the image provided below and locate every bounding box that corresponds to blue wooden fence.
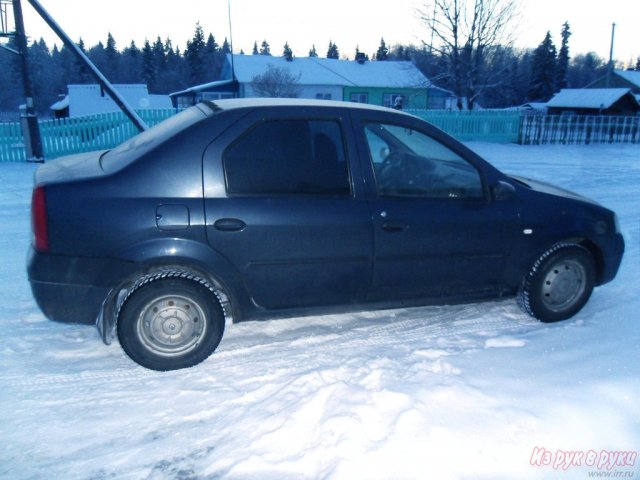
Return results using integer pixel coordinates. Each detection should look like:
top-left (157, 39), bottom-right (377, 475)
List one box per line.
top-left (408, 109), bottom-right (521, 143)
top-left (1, 109), bottom-right (176, 162)
top-left (6, 108), bottom-right (636, 163)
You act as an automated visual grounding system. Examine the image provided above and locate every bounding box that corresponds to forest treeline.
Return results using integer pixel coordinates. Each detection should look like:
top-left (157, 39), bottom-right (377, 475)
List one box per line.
top-left (1, 22), bottom-right (638, 117)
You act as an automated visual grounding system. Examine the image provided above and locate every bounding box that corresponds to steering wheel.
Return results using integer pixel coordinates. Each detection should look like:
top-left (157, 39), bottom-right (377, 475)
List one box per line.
top-left (377, 152), bottom-right (406, 191)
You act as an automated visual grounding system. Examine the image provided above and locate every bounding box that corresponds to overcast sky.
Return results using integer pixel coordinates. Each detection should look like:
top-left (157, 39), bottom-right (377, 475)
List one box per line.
top-left (14, 0), bottom-right (640, 66)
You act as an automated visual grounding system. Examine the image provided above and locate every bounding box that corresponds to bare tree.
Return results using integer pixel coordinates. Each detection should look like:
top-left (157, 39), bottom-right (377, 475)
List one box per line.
top-left (250, 65), bottom-right (301, 98)
top-left (418, 0), bottom-right (518, 109)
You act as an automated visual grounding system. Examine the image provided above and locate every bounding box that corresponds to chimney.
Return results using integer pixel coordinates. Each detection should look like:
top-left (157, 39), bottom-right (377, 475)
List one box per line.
top-left (356, 52), bottom-right (366, 64)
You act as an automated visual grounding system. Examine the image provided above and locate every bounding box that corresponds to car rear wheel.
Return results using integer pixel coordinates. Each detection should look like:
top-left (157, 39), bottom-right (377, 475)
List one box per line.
top-left (117, 277), bottom-right (224, 371)
top-left (518, 243), bottom-right (596, 322)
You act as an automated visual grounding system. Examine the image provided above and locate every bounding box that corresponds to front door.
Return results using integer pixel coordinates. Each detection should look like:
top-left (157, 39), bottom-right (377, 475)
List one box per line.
top-left (357, 120), bottom-right (522, 300)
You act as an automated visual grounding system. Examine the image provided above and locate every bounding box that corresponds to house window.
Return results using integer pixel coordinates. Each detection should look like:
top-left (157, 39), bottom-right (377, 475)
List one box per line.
top-left (350, 93), bottom-right (368, 104)
top-left (315, 93), bottom-right (332, 100)
top-left (383, 94), bottom-right (406, 109)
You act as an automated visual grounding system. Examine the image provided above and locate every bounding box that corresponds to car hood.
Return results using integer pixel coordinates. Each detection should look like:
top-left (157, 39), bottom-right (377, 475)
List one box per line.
top-left (509, 175), bottom-right (600, 206)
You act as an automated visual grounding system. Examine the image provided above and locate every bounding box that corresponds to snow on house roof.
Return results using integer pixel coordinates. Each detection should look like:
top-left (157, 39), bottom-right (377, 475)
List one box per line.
top-left (170, 79), bottom-right (235, 97)
top-left (50, 96), bottom-right (70, 111)
top-left (614, 69), bottom-right (640, 88)
top-left (546, 88), bottom-right (634, 109)
top-left (60, 84), bottom-right (172, 117)
top-left (225, 54), bottom-right (430, 88)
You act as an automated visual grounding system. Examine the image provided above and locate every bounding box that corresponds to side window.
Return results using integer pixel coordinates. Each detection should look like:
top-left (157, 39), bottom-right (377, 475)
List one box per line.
top-left (224, 119), bottom-right (350, 196)
top-left (364, 123), bottom-right (484, 199)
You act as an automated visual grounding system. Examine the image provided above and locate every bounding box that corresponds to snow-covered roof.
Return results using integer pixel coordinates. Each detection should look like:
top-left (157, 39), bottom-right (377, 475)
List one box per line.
top-left (224, 54), bottom-right (430, 89)
top-left (55, 84), bottom-right (172, 117)
top-left (50, 96), bottom-right (69, 111)
top-left (614, 69), bottom-right (640, 88)
top-left (520, 102), bottom-right (548, 111)
top-left (170, 79), bottom-right (235, 97)
top-left (546, 88), bottom-right (635, 109)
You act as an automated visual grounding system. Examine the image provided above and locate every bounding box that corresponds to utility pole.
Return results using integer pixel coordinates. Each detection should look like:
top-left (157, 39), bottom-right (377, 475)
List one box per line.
top-left (26, 0), bottom-right (148, 132)
top-left (606, 22), bottom-right (616, 88)
top-left (12, 0), bottom-right (44, 161)
top-left (228, 0), bottom-right (236, 96)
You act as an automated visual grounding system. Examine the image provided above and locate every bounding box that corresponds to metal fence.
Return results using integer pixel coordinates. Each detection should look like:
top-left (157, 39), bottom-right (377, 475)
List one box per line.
top-left (519, 114), bottom-right (640, 145)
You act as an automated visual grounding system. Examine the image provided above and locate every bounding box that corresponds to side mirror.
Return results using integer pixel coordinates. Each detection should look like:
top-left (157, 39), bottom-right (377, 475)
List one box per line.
top-left (493, 180), bottom-right (516, 202)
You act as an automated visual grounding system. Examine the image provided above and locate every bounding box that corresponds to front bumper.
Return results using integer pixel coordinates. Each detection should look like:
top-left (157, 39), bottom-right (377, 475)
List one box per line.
top-left (597, 233), bottom-right (625, 286)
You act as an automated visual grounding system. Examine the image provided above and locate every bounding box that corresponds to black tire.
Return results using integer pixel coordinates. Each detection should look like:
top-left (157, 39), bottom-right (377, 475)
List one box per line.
top-left (117, 277), bottom-right (224, 371)
top-left (518, 243), bottom-right (596, 322)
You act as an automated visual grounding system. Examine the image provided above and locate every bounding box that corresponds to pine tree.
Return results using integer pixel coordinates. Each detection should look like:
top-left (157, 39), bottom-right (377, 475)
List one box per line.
top-left (104, 33), bottom-right (120, 81)
top-left (221, 38), bottom-right (231, 54)
top-left (252, 41), bottom-right (259, 55)
top-left (556, 22), bottom-right (571, 90)
top-left (206, 34), bottom-right (219, 55)
top-left (528, 31), bottom-right (557, 101)
top-left (185, 22), bottom-right (207, 84)
top-left (309, 45), bottom-right (318, 57)
top-left (635, 56), bottom-right (640, 71)
top-left (141, 39), bottom-right (157, 90)
top-left (28, 38), bottom-right (57, 113)
top-left (375, 38), bottom-right (388, 61)
top-left (162, 39), bottom-right (186, 93)
top-left (327, 41), bottom-right (339, 59)
top-left (260, 40), bottom-right (271, 55)
top-left (204, 34), bottom-right (219, 77)
top-left (88, 41), bottom-right (108, 81)
top-left (121, 40), bottom-right (142, 84)
top-left (283, 42), bottom-right (293, 61)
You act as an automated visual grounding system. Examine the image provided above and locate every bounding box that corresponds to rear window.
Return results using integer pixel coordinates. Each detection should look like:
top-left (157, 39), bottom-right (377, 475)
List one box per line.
top-left (223, 119), bottom-right (351, 196)
top-left (100, 106), bottom-right (209, 173)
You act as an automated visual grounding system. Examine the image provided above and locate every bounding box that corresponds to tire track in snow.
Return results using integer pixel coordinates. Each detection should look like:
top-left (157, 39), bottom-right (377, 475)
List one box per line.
top-left (1, 300), bottom-right (537, 390)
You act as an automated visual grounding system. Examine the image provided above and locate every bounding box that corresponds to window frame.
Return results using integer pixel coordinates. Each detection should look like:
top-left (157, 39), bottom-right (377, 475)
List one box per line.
top-left (350, 93), bottom-right (369, 104)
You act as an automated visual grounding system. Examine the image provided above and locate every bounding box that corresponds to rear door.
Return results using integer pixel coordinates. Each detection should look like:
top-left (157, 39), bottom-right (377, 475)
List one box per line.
top-left (203, 107), bottom-right (373, 310)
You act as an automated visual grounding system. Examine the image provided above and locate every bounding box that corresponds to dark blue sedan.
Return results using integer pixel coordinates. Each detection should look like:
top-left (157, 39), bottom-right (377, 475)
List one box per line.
top-left (28, 99), bottom-right (624, 370)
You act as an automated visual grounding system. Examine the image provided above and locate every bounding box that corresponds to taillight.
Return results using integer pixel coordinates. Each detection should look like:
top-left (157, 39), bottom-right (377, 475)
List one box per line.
top-left (32, 185), bottom-right (49, 251)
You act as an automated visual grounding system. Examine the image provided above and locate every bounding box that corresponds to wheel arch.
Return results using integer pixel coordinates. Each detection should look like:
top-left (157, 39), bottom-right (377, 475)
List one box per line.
top-left (97, 238), bottom-right (253, 345)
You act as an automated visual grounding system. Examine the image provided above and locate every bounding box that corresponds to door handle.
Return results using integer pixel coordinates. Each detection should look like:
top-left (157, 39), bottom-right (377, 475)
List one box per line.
top-left (381, 221), bottom-right (408, 233)
top-left (214, 218), bottom-right (246, 232)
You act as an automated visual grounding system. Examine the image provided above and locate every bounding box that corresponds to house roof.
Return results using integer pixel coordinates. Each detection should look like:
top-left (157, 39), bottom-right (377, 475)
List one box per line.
top-left (224, 54), bottom-right (431, 89)
top-left (614, 70), bottom-right (640, 88)
top-left (546, 88), bottom-right (636, 109)
top-left (52, 84), bottom-right (172, 117)
top-left (170, 79), bottom-right (235, 97)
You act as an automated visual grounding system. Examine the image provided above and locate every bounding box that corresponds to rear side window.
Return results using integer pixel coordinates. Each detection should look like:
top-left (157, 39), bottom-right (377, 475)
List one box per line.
top-left (224, 119), bottom-right (350, 196)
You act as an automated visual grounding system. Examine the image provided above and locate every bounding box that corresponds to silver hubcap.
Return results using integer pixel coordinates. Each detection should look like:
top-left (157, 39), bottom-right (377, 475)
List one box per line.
top-left (137, 294), bottom-right (207, 356)
top-left (541, 259), bottom-right (587, 312)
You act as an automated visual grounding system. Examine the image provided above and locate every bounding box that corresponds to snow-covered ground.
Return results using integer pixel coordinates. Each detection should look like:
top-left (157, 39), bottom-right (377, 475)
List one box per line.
top-left (1, 143), bottom-right (638, 479)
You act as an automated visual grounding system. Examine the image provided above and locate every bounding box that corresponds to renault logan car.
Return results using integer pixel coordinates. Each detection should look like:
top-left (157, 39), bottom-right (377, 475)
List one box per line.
top-left (28, 99), bottom-right (624, 371)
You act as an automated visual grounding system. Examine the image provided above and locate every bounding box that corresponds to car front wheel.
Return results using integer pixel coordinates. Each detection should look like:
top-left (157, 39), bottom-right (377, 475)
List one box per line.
top-left (518, 243), bottom-right (596, 322)
top-left (117, 276), bottom-right (225, 371)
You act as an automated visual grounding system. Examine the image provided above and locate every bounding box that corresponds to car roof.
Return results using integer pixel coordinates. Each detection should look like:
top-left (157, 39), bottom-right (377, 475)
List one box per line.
top-left (205, 97), bottom-right (413, 116)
